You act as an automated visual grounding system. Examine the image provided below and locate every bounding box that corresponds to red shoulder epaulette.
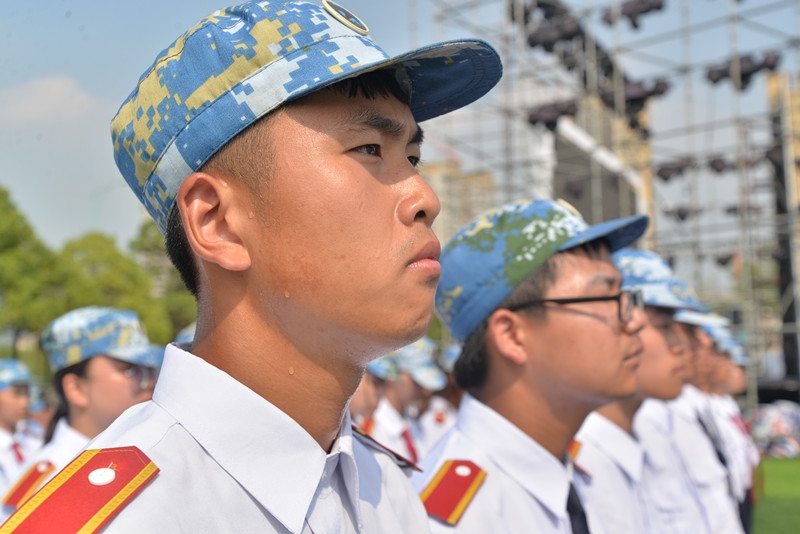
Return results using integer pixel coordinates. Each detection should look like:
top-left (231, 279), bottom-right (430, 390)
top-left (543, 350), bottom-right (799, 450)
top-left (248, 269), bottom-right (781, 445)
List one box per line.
top-left (2, 461), bottom-right (55, 510)
top-left (419, 459), bottom-right (486, 526)
top-left (567, 439), bottom-right (591, 479)
top-left (351, 425), bottom-right (420, 471)
top-left (360, 417), bottom-right (375, 435)
top-left (0, 446), bottom-right (159, 534)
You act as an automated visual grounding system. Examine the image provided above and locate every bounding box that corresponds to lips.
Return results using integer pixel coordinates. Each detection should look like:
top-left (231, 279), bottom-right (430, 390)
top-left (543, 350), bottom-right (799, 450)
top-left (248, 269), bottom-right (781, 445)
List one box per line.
top-left (410, 238), bottom-right (441, 265)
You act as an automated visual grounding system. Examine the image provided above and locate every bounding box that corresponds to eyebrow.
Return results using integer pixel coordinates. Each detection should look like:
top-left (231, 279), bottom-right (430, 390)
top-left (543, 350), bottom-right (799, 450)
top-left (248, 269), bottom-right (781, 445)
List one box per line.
top-left (343, 107), bottom-right (424, 146)
top-left (585, 273), bottom-right (620, 291)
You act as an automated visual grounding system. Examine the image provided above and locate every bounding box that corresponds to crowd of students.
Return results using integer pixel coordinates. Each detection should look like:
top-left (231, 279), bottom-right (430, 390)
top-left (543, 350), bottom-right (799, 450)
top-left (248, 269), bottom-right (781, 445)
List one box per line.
top-left (0, 1), bottom-right (763, 531)
top-left (350, 202), bottom-right (760, 533)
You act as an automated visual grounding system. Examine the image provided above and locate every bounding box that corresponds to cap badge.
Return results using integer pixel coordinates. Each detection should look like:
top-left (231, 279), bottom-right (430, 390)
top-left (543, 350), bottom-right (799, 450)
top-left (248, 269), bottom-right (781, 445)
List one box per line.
top-left (322, 0), bottom-right (369, 35)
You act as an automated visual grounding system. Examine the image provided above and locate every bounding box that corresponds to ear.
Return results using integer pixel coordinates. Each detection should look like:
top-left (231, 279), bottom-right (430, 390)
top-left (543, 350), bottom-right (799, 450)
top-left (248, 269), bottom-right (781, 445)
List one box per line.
top-left (61, 373), bottom-right (89, 409)
top-left (485, 309), bottom-right (530, 366)
top-left (177, 172), bottom-right (251, 271)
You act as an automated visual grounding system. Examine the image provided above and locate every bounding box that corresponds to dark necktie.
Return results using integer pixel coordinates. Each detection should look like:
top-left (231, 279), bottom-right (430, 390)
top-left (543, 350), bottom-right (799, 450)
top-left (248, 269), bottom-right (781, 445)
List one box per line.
top-left (567, 483), bottom-right (591, 534)
top-left (697, 415), bottom-right (728, 467)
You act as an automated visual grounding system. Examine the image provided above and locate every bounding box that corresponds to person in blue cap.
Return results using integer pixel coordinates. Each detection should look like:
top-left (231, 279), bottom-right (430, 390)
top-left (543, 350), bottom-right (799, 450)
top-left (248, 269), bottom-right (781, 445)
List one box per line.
top-left (0, 360), bottom-right (35, 494)
top-left (0, 307), bottom-right (163, 520)
top-left (3, 2), bottom-right (503, 531)
top-left (704, 328), bottom-right (759, 534)
top-left (369, 336), bottom-right (446, 464)
top-left (418, 343), bottom-right (463, 456)
top-left (572, 249), bottom-right (711, 534)
top-left (667, 310), bottom-right (747, 534)
top-left (349, 354), bottom-right (395, 432)
top-left (412, 198), bottom-right (649, 533)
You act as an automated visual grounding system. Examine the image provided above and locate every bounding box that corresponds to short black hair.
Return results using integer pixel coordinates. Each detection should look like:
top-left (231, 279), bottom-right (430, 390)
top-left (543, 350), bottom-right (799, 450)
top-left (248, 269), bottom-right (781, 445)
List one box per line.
top-left (454, 240), bottom-right (609, 392)
top-left (164, 68), bottom-right (413, 298)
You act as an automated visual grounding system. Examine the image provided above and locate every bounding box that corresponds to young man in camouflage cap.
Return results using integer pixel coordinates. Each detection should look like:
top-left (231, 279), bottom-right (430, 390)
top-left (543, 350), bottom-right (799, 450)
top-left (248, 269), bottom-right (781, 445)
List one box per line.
top-left (572, 249), bottom-right (711, 534)
top-left (412, 198), bottom-right (648, 533)
top-left (6, 1), bottom-right (502, 531)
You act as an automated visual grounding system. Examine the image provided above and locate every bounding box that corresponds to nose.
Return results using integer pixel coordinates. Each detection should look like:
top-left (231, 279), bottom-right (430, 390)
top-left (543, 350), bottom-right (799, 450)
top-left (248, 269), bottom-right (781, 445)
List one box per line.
top-left (624, 304), bottom-right (648, 335)
top-left (399, 172), bottom-right (441, 227)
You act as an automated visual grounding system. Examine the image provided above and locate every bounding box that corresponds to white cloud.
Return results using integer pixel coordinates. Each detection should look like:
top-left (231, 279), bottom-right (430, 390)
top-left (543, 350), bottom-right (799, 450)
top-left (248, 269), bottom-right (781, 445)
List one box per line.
top-left (0, 76), bottom-right (96, 123)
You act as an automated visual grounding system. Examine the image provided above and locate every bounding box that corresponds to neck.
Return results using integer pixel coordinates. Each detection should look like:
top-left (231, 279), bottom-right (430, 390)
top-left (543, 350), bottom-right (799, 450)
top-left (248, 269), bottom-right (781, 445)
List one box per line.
top-left (67, 410), bottom-right (102, 440)
top-left (194, 310), bottom-right (360, 452)
top-left (596, 397), bottom-right (642, 435)
top-left (477, 379), bottom-right (590, 460)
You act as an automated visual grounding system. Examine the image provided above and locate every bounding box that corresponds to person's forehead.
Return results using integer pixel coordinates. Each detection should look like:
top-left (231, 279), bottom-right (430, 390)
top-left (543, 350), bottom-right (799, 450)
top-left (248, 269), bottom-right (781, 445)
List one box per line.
top-left (549, 249), bottom-right (620, 291)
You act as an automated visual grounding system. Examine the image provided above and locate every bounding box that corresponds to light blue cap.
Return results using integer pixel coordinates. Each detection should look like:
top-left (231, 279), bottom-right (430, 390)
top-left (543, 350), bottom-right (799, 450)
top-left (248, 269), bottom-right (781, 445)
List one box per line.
top-left (111, 0), bottom-right (503, 234)
top-left (366, 354), bottom-right (399, 381)
top-left (612, 249), bottom-right (708, 312)
top-left (392, 336), bottom-right (446, 391)
top-left (0, 360), bottom-right (32, 391)
top-left (701, 323), bottom-right (747, 364)
top-left (174, 321), bottom-right (196, 344)
top-left (674, 310), bottom-right (730, 328)
top-left (436, 199), bottom-right (649, 344)
top-left (439, 343), bottom-right (461, 374)
top-left (41, 306), bottom-right (165, 373)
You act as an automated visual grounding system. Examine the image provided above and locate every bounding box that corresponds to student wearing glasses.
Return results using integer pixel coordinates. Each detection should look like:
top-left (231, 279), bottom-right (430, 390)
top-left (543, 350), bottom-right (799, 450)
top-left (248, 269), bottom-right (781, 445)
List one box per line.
top-left (412, 198), bottom-right (648, 533)
top-left (0, 307), bottom-right (163, 517)
top-left (572, 249), bottom-right (712, 534)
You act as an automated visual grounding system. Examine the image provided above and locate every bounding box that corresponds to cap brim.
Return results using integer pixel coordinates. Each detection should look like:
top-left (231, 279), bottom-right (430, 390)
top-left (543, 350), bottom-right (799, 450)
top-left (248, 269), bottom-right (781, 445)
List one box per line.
top-left (410, 367), bottom-right (447, 391)
top-left (559, 214), bottom-right (649, 254)
top-left (674, 310), bottom-right (730, 327)
top-left (293, 39), bottom-right (503, 124)
top-left (637, 282), bottom-right (710, 312)
top-left (106, 344), bottom-right (165, 369)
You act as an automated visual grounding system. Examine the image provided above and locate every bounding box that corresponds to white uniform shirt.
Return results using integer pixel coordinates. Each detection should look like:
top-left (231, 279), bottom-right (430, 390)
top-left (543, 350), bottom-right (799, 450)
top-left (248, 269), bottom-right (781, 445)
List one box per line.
top-left (0, 418), bottom-right (89, 521)
top-left (573, 412), bottom-right (648, 533)
top-left (0, 429), bottom-right (29, 495)
top-left (669, 386), bottom-right (744, 534)
top-left (634, 399), bottom-right (710, 534)
top-left (418, 396), bottom-right (457, 458)
top-left (85, 345), bottom-right (430, 533)
top-left (412, 393), bottom-right (606, 534)
top-left (708, 394), bottom-right (760, 502)
top-left (369, 397), bottom-right (421, 463)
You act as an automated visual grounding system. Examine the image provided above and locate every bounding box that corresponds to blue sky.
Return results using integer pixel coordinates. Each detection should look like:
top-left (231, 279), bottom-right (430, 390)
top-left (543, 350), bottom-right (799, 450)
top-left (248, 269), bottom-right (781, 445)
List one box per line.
top-left (1, 0), bottom-right (797, 261)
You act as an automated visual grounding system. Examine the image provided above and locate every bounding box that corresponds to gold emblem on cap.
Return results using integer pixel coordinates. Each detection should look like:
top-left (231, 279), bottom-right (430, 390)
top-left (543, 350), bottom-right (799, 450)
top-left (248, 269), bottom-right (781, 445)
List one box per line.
top-left (322, 0), bottom-right (369, 36)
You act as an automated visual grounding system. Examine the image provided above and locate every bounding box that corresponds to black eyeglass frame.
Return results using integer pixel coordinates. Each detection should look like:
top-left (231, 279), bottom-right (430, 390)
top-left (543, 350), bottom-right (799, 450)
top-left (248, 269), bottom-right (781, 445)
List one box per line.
top-left (505, 288), bottom-right (644, 323)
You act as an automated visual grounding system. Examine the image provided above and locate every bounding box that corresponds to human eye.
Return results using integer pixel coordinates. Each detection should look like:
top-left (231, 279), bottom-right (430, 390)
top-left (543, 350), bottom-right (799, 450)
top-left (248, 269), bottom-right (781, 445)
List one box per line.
top-left (408, 155), bottom-right (420, 167)
top-left (354, 144), bottom-right (381, 157)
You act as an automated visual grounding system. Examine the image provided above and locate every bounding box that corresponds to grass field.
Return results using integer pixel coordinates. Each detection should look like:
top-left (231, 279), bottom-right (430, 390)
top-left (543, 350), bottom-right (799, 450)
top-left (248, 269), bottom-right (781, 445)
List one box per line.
top-left (753, 457), bottom-right (800, 533)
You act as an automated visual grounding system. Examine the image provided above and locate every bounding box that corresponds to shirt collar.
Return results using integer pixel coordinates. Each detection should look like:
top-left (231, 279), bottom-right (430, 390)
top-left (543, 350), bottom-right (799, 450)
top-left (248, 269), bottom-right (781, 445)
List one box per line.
top-left (578, 412), bottom-right (644, 482)
top-left (456, 393), bottom-right (571, 520)
top-left (373, 397), bottom-right (407, 435)
top-left (670, 383), bottom-right (706, 421)
top-left (154, 345), bottom-right (359, 534)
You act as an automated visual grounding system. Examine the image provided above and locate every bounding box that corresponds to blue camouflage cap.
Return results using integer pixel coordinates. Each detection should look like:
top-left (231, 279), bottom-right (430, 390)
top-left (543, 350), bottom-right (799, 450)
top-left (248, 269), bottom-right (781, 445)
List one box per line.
top-left (366, 354), bottom-right (399, 381)
top-left (673, 310), bottom-right (730, 328)
top-left (392, 336), bottom-right (446, 391)
top-left (0, 360), bottom-right (32, 391)
top-left (436, 199), bottom-right (649, 344)
top-left (612, 249), bottom-right (708, 312)
top-left (111, 0), bottom-right (503, 234)
top-left (439, 343), bottom-right (461, 374)
top-left (174, 321), bottom-right (197, 345)
top-left (41, 307), bottom-right (165, 373)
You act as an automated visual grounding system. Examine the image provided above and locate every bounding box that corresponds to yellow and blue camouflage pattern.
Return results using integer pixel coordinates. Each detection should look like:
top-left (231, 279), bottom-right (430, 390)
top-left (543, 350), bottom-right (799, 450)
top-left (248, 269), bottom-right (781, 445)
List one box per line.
top-left (435, 199), bottom-right (649, 344)
top-left (110, 0), bottom-right (503, 233)
top-left (41, 307), bottom-right (164, 372)
top-left (613, 248), bottom-right (708, 313)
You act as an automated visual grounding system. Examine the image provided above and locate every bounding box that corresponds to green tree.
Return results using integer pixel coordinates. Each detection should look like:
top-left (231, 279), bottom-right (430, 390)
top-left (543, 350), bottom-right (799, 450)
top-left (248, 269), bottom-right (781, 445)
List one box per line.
top-left (129, 219), bottom-right (196, 340)
top-left (0, 186), bottom-right (71, 361)
top-left (59, 232), bottom-right (173, 343)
